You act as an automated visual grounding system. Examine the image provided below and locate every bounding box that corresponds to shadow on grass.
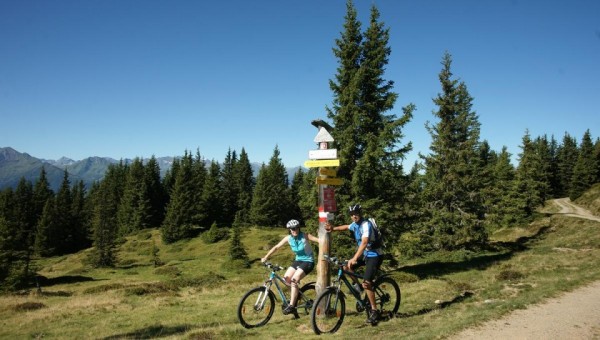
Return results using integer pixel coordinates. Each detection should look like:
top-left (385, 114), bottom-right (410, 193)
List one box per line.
top-left (37, 275), bottom-right (96, 287)
top-left (103, 324), bottom-right (193, 339)
top-left (396, 291), bottom-right (474, 318)
top-left (397, 225), bottom-right (551, 280)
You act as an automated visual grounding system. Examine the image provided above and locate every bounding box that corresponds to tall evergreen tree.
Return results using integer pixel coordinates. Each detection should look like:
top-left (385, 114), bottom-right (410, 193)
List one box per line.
top-left (233, 148), bottom-right (254, 227)
top-left (418, 52), bottom-right (487, 250)
top-left (144, 156), bottom-right (167, 228)
top-left (201, 160), bottom-right (223, 228)
top-left (70, 180), bottom-right (90, 250)
top-left (569, 130), bottom-right (598, 200)
top-left (326, 2), bottom-right (413, 239)
top-left (88, 166), bottom-right (121, 267)
top-left (220, 149), bottom-right (239, 227)
top-left (250, 146), bottom-right (292, 227)
top-left (34, 199), bottom-right (57, 256)
top-left (326, 0), bottom-right (363, 202)
top-left (54, 170), bottom-right (76, 254)
top-left (595, 138), bottom-right (600, 183)
top-left (289, 167), bottom-right (305, 224)
top-left (514, 131), bottom-right (547, 217)
top-left (32, 167), bottom-right (54, 221)
top-left (162, 151), bottom-right (197, 243)
top-left (117, 158), bottom-right (151, 236)
top-left (556, 132), bottom-right (579, 197)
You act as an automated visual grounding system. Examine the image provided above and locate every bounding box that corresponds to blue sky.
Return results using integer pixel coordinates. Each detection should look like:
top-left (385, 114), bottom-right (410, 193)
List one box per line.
top-left (1, 0), bottom-right (599, 169)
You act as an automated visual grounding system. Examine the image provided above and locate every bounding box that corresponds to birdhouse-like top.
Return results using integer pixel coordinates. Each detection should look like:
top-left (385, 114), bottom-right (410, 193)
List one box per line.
top-left (314, 127), bottom-right (334, 143)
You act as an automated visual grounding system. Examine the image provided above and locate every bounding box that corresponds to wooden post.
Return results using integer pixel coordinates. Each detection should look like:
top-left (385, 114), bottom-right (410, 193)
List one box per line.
top-left (304, 124), bottom-right (340, 295)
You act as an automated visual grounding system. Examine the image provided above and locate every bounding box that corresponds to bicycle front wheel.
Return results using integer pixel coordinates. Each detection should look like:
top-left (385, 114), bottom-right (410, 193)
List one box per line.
top-left (373, 276), bottom-right (401, 317)
top-left (310, 288), bottom-right (345, 334)
top-left (237, 286), bottom-right (275, 328)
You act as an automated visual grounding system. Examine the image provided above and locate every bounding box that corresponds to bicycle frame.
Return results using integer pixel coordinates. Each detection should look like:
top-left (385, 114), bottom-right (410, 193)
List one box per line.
top-left (334, 266), bottom-right (366, 304)
top-left (258, 263), bottom-right (314, 309)
top-left (265, 268), bottom-right (292, 304)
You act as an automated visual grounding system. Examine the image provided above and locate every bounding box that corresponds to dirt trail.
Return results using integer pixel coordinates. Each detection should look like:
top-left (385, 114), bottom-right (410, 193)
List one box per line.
top-left (449, 198), bottom-right (600, 340)
top-left (552, 198), bottom-right (600, 222)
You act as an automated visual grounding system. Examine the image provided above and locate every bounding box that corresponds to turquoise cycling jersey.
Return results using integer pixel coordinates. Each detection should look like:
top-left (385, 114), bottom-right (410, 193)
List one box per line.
top-left (288, 232), bottom-right (314, 262)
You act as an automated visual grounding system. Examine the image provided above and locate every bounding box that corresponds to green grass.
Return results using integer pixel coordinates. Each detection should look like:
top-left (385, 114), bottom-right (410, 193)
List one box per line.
top-left (1, 202), bottom-right (600, 339)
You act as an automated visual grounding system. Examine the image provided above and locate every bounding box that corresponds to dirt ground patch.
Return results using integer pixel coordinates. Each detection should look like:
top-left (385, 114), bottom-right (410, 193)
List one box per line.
top-left (449, 280), bottom-right (600, 339)
top-left (450, 198), bottom-right (600, 339)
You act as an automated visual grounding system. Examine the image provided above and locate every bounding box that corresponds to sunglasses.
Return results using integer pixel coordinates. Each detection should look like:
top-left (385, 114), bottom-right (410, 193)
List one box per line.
top-left (289, 227), bottom-right (299, 231)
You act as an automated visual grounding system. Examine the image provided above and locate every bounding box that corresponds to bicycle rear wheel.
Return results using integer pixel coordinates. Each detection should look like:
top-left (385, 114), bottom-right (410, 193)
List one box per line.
top-left (237, 287), bottom-right (275, 328)
top-left (297, 282), bottom-right (316, 316)
top-left (373, 276), bottom-right (401, 318)
top-left (310, 288), bottom-right (345, 334)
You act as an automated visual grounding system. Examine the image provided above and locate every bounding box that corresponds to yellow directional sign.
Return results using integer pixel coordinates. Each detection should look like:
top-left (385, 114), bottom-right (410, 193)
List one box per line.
top-left (319, 168), bottom-right (337, 177)
top-left (316, 177), bottom-right (343, 186)
top-left (304, 159), bottom-right (340, 168)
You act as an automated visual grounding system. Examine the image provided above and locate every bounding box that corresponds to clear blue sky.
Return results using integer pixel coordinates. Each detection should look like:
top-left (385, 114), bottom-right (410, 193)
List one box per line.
top-left (1, 1), bottom-right (599, 169)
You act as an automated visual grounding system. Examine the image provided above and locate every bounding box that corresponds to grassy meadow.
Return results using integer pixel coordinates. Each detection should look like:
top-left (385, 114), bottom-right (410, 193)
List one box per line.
top-left (2, 188), bottom-right (600, 339)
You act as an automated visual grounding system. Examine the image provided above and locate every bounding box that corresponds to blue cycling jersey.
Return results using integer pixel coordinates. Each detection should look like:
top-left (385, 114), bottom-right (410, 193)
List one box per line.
top-left (349, 219), bottom-right (381, 258)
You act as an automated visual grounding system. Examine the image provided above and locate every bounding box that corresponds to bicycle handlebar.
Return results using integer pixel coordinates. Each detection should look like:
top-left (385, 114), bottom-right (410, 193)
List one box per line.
top-left (322, 254), bottom-right (348, 267)
top-left (262, 261), bottom-right (284, 271)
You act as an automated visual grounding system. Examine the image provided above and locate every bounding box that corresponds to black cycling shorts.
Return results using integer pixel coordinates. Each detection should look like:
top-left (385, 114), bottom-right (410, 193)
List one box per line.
top-left (355, 256), bottom-right (382, 282)
top-left (290, 260), bottom-right (315, 275)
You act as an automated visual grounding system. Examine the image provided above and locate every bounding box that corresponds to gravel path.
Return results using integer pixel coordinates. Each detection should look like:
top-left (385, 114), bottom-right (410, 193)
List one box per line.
top-left (449, 281), bottom-right (600, 339)
top-left (450, 199), bottom-right (600, 339)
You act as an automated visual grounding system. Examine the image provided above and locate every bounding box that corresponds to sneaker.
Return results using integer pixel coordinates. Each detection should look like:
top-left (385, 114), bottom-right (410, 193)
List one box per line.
top-left (367, 309), bottom-right (380, 325)
top-left (282, 304), bottom-right (295, 315)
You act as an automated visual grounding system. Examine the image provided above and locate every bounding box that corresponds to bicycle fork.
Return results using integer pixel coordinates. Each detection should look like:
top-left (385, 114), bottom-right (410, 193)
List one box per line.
top-left (253, 280), bottom-right (273, 311)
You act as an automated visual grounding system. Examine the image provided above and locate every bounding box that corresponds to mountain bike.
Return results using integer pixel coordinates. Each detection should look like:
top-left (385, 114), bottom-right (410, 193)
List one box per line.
top-left (237, 261), bottom-right (316, 328)
top-left (310, 255), bottom-right (401, 334)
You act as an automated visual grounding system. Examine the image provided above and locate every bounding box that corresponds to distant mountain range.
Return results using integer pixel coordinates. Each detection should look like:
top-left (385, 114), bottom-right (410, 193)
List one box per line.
top-left (0, 147), bottom-right (300, 192)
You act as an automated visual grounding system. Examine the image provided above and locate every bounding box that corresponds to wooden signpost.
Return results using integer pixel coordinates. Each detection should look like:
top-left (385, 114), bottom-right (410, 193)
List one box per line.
top-left (305, 123), bottom-right (342, 294)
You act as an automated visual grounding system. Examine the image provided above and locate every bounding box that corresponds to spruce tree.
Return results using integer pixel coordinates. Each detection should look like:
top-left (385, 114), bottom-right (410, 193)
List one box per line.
top-left (419, 52), bottom-right (487, 250)
top-left (569, 130), bottom-right (598, 200)
top-left (326, 2), bottom-right (413, 238)
top-left (228, 227), bottom-right (249, 268)
top-left (117, 158), bottom-right (151, 236)
top-left (514, 131), bottom-right (547, 217)
top-left (233, 148), bottom-right (254, 227)
top-left (32, 167), bottom-right (54, 222)
top-left (556, 132), bottom-right (578, 197)
top-left (326, 0), bottom-right (363, 202)
top-left (250, 146), bottom-right (291, 227)
top-left (162, 151), bottom-right (196, 243)
top-left (221, 149), bottom-right (239, 227)
top-left (144, 156), bottom-right (167, 228)
top-left (201, 160), bottom-right (223, 228)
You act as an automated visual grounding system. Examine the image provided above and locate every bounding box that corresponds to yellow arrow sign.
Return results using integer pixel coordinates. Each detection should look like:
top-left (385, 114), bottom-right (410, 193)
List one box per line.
top-left (316, 177), bottom-right (343, 186)
top-left (319, 168), bottom-right (337, 177)
top-left (304, 159), bottom-right (340, 168)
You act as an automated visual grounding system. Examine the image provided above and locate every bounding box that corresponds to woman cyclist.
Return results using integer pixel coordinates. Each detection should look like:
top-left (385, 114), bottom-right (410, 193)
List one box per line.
top-left (261, 219), bottom-right (319, 315)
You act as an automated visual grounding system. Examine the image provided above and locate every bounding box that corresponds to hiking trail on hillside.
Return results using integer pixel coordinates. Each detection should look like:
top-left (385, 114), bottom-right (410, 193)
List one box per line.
top-left (449, 198), bottom-right (600, 339)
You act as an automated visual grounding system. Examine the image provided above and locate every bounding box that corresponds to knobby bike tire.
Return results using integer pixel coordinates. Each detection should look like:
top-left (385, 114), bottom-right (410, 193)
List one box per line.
top-left (310, 288), bottom-right (346, 334)
top-left (373, 276), bottom-right (401, 317)
top-left (297, 282), bottom-right (316, 316)
top-left (237, 286), bottom-right (276, 328)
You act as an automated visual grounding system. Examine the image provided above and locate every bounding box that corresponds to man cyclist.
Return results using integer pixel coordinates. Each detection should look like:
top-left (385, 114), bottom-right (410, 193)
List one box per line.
top-left (261, 219), bottom-right (319, 315)
top-left (325, 204), bottom-right (383, 325)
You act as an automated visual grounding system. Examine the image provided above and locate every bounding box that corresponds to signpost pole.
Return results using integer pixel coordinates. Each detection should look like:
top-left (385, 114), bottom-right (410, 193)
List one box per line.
top-left (305, 124), bottom-right (339, 295)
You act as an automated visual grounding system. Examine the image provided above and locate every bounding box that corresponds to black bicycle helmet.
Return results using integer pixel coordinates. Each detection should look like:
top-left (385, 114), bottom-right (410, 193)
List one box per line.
top-left (348, 204), bottom-right (362, 214)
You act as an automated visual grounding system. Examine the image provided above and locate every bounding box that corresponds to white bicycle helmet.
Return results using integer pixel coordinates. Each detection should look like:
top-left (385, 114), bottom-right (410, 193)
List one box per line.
top-left (286, 219), bottom-right (300, 229)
